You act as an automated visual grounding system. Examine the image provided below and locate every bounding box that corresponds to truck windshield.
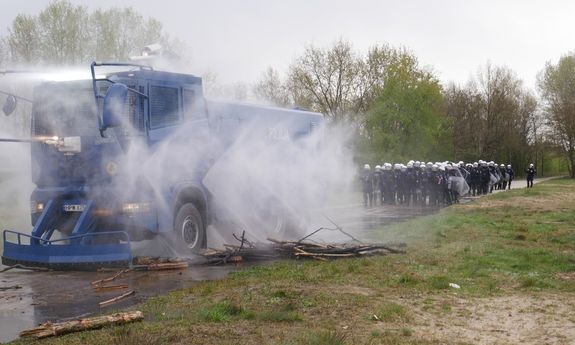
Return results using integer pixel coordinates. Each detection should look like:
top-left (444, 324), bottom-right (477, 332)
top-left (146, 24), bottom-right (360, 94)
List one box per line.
top-left (32, 86), bottom-right (100, 137)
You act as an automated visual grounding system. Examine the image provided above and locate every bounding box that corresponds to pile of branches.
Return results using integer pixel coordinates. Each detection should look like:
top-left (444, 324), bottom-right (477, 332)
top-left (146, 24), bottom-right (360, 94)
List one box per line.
top-left (201, 229), bottom-right (406, 265)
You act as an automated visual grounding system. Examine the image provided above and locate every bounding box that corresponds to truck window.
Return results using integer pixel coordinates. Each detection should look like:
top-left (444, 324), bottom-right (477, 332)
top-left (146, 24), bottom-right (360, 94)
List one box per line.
top-left (33, 88), bottom-right (99, 137)
top-left (150, 85), bottom-right (180, 128)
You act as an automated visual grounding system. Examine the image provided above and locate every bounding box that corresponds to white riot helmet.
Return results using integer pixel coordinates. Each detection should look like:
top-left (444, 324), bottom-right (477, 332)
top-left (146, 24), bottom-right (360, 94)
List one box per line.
top-left (364, 164), bottom-right (370, 170)
top-left (431, 164), bottom-right (438, 171)
top-left (507, 164), bottom-right (511, 169)
top-left (473, 162), bottom-right (479, 167)
top-left (426, 162), bottom-right (433, 168)
top-left (407, 163), bottom-right (413, 169)
top-left (500, 164), bottom-right (505, 168)
top-left (458, 161), bottom-right (464, 166)
top-left (414, 161), bottom-right (421, 167)
top-left (375, 165), bottom-right (381, 171)
top-left (529, 163), bottom-right (534, 167)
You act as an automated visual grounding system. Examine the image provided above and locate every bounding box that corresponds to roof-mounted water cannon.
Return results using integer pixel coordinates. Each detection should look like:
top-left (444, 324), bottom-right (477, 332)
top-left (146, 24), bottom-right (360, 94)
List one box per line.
top-left (142, 43), bottom-right (162, 57)
top-left (130, 43), bottom-right (163, 62)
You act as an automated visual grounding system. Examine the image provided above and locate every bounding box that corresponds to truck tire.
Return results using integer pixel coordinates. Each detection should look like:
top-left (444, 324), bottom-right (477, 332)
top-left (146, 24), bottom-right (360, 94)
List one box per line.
top-left (174, 203), bottom-right (206, 253)
top-left (266, 212), bottom-right (306, 241)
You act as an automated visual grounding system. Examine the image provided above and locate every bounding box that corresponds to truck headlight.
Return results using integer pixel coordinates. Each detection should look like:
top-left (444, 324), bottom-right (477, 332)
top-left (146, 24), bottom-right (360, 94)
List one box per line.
top-left (122, 202), bottom-right (152, 214)
top-left (31, 200), bottom-right (44, 214)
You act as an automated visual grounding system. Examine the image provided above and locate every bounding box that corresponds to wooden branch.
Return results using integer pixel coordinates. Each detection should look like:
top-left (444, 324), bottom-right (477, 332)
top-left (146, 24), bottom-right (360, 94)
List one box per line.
top-left (20, 311), bottom-right (143, 339)
top-left (91, 269), bottom-right (131, 286)
top-left (294, 252), bottom-right (356, 257)
top-left (202, 237), bottom-right (406, 264)
top-left (99, 290), bottom-right (135, 307)
top-left (92, 284), bottom-right (129, 292)
top-left (145, 261), bottom-right (188, 271)
top-left (0, 285), bottom-right (22, 291)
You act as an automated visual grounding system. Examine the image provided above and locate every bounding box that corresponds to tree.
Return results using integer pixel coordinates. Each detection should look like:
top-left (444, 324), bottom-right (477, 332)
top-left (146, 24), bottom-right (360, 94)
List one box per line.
top-left (37, 0), bottom-right (89, 64)
top-left (0, 38), bottom-right (8, 67)
top-left (254, 41), bottom-right (405, 123)
top-left (538, 53), bottom-right (575, 177)
top-left (444, 63), bottom-right (537, 171)
top-left (362, 54), bottom-right (448, 162)
top-left (90, 7), bottom-right (164, 61)
top-left (287, 40), bottom-right (360, 121)
top-left (444, 81), bottom-right (484, 160)
top-left (253, 67), bottom-right (291, 106)
top-left (7, 14), bottom-right (40, 64)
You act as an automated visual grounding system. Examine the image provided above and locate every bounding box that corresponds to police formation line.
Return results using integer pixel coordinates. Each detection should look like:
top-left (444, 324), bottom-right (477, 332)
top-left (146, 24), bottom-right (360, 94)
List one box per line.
top-left (361, 160), bottom-right (537, 207)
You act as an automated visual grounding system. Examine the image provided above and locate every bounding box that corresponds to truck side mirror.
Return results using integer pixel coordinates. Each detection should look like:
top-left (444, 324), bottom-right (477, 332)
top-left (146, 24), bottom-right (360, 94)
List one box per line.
top-left (102, 83), bottom-right (128, 131)
top-left (2, 95), bottom-right (17, 116)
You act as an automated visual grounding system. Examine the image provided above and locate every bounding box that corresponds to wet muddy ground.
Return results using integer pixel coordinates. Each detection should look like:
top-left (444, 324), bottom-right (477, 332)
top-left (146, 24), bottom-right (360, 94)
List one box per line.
top-left (0, 265), bottom-right (238, 343)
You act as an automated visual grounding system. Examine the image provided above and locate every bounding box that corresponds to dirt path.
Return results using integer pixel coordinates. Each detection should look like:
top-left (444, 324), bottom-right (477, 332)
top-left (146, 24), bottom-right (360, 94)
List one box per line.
top-left (403, 293), bottom-right (575, 345)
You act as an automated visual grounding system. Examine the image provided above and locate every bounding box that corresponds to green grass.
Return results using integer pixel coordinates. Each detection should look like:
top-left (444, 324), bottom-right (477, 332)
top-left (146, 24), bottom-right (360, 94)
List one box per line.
top-left (372, 302), bottom-right (410, 322)
top-left (197, 301), bottom-right (252, 322)
top-left (10, 178), bottom-right (575, 345)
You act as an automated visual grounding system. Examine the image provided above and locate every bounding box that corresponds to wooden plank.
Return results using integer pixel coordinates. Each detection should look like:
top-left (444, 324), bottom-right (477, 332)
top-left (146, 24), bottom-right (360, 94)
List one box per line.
top-left (20, 311), bottom-right (143, 339)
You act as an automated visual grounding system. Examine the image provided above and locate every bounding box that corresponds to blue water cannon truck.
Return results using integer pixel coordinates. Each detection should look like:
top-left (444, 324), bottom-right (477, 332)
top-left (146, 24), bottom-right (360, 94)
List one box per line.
top-left (0, 62), bottom-right (323, 270)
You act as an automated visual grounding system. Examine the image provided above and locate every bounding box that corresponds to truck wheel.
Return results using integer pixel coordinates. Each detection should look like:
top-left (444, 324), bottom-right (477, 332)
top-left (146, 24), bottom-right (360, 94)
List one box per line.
top-left (174, 203), bottom-right (206, 253)
top-left (267, 213), bottom-right (306, 240)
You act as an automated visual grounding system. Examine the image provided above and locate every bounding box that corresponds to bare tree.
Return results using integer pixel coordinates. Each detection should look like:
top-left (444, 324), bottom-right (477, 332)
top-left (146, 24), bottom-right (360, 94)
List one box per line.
top-left (287, 39), bottom-right (361, 122)
top-left (253, 67), bottom-right (291, 106)
top-left (445, 63), bottom-right (537, 168)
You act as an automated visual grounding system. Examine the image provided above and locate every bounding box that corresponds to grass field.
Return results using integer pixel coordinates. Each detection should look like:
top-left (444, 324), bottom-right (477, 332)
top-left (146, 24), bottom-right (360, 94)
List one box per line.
top-left (10, 178), bottom-right (575, 344)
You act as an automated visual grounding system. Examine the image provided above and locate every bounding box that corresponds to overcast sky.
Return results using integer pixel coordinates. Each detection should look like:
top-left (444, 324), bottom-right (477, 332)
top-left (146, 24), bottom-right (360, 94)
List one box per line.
top-left (2, 0), bottom-right (574, 90)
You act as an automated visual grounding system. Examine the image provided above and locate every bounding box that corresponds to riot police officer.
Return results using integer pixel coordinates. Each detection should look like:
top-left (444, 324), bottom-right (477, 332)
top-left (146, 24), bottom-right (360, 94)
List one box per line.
top-left (507, 164), bottom-right (514, 190)
top-left (361, 164), bottom-right (374, 206)
top-left (526, 163), bottom-right (536, 188)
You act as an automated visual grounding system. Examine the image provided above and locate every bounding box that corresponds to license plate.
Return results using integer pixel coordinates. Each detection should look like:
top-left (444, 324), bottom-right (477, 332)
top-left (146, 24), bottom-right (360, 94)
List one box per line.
top-left (63, 204), bottom-right (85, 212)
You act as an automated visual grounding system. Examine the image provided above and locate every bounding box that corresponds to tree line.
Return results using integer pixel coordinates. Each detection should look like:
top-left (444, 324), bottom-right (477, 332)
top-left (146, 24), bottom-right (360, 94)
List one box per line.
top-left (1, 1), bottom-right (574, 177)
top-left (255, 41), bottom-right (575, 177)
top-left (0, 0), bottom-right (180, 65)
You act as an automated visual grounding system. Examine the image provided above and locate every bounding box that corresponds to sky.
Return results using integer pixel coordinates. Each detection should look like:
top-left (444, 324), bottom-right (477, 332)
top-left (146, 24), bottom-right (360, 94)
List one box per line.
top-left (1, 0), bottom-right (574, 90)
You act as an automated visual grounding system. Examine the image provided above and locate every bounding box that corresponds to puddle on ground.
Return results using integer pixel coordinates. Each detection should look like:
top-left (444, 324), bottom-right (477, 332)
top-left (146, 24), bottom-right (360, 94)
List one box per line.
top-left (0, 264), bottom-right (240, 343)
